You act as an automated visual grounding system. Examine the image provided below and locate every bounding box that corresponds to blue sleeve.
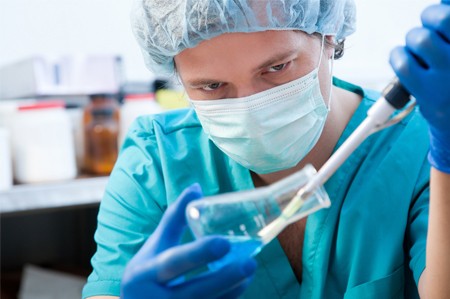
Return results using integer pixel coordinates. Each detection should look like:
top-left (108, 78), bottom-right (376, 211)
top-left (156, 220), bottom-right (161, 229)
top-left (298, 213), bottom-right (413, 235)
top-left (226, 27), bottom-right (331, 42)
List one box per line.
top-left (82, 119), bottom-right (167, 298)
top-left (407, 157), bottom-right (430, 286)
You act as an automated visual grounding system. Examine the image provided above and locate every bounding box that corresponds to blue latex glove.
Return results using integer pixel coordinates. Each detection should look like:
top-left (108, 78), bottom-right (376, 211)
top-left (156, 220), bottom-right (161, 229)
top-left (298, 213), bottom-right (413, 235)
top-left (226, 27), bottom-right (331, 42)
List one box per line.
top-left (390, 3), bottom-right (450, 173)
top-left (121, 183), bottom-right (257, 299)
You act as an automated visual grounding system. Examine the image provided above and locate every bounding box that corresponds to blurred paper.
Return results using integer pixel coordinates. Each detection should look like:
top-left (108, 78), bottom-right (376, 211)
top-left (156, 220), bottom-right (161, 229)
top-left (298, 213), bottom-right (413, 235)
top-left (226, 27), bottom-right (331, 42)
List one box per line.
top-left (155, 89), bottom-right (189, 109)
top-left (0, 55), bottom-right (122, 99)
top-left (18, 264), bottom-right (86, 299)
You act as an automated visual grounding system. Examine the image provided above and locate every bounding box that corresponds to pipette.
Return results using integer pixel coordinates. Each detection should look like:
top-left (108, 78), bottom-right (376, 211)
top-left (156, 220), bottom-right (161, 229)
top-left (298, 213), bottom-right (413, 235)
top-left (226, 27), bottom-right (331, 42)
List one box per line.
top-left (307, 79), bottom-right (412, 194)
top-left (258, 79), bottom-right (414, 240)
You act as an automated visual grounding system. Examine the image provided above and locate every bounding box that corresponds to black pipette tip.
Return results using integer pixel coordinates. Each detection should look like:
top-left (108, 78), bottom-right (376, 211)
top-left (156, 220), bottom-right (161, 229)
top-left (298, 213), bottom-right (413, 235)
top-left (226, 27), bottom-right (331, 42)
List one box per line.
top-left (382, 78), bottom-right (411, 109)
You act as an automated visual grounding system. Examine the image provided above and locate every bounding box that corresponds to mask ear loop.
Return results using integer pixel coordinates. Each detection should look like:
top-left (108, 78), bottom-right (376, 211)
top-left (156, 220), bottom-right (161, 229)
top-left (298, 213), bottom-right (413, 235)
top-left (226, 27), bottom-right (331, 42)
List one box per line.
top-left (317, 34), bottom-right (325, 71)
top-left (327, 43), bottom-right (335, 112)
top-left (317, 35), bottom-right (334, 112)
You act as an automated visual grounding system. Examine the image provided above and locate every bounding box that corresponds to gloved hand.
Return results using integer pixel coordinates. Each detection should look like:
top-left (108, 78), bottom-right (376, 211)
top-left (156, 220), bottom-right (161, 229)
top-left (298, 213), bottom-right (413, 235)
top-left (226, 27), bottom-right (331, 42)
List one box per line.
top-left (120, 183), bottom-right (257, 299)
top-left (390, 3), bottom-right (450, 173)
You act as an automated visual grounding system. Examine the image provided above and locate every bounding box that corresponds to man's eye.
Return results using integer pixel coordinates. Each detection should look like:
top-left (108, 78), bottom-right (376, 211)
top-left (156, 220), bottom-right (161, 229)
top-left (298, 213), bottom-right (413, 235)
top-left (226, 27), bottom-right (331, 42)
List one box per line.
top-left (202, 82), bottom-right (223, 91)
top-left (267, 62), bottom-right (289, 73)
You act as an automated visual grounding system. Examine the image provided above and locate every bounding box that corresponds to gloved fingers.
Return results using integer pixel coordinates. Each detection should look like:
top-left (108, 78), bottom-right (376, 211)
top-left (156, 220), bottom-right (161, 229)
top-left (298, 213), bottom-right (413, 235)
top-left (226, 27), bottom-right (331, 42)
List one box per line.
top-left (214, 276), bottom-right (253, 299)
top-left (152, 183), bottom-right (203, 253)
top-left (421, 4), bottom-right (450, 43)
top-left (389, 46), bottom-right (426, 97)
top-left (173, 258), bottom-right (257, 298)
top-left (405, 27), bottom-right (450, 69)
top-left (152, 236), bottom-right (231, 284)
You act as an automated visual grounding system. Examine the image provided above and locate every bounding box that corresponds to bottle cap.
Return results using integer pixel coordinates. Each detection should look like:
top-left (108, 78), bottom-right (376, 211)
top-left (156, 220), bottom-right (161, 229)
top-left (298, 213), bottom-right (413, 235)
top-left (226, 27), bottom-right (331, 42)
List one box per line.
top-left (90, 94), bottom-right (118, 102)
top-left (124, 93), bottom-right (155, 101)
top-left (18, 100), bottom-right (65, 111)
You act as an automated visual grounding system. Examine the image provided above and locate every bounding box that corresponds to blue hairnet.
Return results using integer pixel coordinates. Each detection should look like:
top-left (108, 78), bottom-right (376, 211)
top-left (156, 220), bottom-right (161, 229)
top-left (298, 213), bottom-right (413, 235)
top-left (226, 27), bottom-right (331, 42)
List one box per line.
top-left (131, 0), bottom-right (356, 75)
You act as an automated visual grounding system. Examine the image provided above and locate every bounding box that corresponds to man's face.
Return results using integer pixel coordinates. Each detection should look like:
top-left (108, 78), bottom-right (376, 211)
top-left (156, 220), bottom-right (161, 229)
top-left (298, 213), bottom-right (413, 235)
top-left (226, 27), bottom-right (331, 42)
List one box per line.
top-left (174, 30), bottom-right (333, 101)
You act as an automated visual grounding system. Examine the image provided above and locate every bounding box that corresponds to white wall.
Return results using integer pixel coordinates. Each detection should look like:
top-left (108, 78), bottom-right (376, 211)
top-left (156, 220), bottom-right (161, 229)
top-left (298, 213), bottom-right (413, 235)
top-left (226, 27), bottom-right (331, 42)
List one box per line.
top-left (334, 0), bottom-right (436, 89)
top-left (0, 0), bottom-right (437, 89)
top-left (0, 0), bottom-right (151, 82)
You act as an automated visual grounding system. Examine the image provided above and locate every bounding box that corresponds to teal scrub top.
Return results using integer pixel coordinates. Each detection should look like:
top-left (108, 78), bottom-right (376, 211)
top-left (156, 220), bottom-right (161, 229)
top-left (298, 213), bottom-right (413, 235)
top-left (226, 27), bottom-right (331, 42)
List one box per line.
top-left (82, 79), bottom-right (430, 299)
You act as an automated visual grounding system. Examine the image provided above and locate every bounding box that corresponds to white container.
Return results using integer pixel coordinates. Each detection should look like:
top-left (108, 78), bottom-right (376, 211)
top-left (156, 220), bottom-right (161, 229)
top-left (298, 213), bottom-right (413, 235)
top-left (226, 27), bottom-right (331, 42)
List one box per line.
top-left (119, 93), bottom-right (163, 146)
top-left (11, 101), bottom-right (77, 184)
top-left (0, 128), bottom-right (13, 191)
top-left (66, 106), bottom-right (84, 172)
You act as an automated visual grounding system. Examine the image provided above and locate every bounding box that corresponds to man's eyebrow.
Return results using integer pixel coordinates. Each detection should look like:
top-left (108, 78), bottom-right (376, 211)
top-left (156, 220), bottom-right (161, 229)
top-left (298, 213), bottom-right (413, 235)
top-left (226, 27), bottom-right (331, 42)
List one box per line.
top-left (252, 49), bottom-right (299, 72)
top-left (185, 49), bottom-right (299, 88)
top-left (187, 78), bottom-right (222, 88)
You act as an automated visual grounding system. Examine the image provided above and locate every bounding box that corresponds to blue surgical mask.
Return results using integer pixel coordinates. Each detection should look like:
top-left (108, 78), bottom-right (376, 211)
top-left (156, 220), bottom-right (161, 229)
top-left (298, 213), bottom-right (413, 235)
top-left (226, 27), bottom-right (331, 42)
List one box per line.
top-left (190, 67), bottom-right (329, 174)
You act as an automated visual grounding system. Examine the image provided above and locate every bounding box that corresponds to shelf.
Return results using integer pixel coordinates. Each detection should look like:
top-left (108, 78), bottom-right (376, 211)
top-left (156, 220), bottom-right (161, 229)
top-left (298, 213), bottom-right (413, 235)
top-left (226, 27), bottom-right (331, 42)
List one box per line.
top-left (0, 177), bottom-right (109, 215)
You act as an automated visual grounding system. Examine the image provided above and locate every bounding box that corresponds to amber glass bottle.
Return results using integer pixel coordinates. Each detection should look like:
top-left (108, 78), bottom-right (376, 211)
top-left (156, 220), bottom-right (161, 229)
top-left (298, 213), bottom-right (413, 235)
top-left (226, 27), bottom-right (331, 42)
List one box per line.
top-left (83, 94), bottom-right (120, 175)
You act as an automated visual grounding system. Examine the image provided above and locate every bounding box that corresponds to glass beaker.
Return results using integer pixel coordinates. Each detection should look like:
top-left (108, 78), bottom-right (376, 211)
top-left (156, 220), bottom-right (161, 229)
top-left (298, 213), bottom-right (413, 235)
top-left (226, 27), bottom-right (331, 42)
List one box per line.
top-left (186, 164), bottom-right (330, 270)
